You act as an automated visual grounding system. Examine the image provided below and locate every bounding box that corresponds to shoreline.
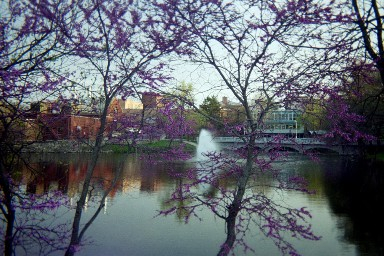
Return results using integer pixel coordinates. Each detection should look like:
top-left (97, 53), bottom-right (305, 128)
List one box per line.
top-left (20, 139), bottom-right (197, 153)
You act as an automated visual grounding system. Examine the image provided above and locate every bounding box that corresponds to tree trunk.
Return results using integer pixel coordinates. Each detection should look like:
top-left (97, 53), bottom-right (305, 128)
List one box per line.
top-left (65, 145), bottom-right (101, 256)
top-left (1, 164), bottom-right (16, 256)
top-left (217, 205), bottom-right (239, 256)
top-left (217, 132), bottom-right (255, 256)
top-left (3, 194), bottom-right (15, 256)
top-left (217, 171), bottom-right (249, 256)
top-left (65, 104), bottom-right (109, 256)
top-left (4, 210), bottom-right (15, 256)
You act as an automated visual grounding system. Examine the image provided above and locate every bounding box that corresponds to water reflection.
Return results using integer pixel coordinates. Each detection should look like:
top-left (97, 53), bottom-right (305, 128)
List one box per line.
top-left (10, 153), bottom-right (384, 255)
top-left (18, 153), bottom-right (178, 198)
top-left (321, 158), bottom-right (384, 256)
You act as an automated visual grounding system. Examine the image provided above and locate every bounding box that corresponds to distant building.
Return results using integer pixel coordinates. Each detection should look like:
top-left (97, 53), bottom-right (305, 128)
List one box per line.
top-left (142, 92), bottom-right (163, 109)
top-left (108, 98), bottom-right (143, 115)
top-left (216, 96), bottom-right (306, 137)
top-left (37, 113), bottom-right (101, 141)
top-left (220, 97), bottom-right (246, 124)
top-left (24, 92), bottom-right (167, 142)
top-left (122, 98), bottom-right (143, 110)
top-left (259, 109), bottom-right (304, 138)
top-left (25, 100), bottom-right (102, 141)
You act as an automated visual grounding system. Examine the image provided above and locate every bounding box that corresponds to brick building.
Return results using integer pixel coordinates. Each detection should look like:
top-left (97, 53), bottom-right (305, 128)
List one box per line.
top-left (26, 101), bottom-right (103, 141)
top-left (38, 113), bottom-right (101, 140)
top-left (26, 93), bottom-right (163, 141)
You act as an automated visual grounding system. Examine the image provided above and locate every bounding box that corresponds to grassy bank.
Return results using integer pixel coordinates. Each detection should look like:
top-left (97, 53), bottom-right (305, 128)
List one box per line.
top-left (376, 152), bottom-right (384, 161)
top-left (103, 140), bottom-right (196, 154)
top-left (20, 139), bottom-right (196, 154)
top-left (138, 140), bottom-right (196, 153)
top-left (102, 144), bottom-right (136, 153)
top-left (365, 147), bottom-right (384, 162)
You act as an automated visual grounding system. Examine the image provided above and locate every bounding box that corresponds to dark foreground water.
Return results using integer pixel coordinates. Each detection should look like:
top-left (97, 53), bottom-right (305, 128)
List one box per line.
top-left (8, 153), bottom-right (384, 256)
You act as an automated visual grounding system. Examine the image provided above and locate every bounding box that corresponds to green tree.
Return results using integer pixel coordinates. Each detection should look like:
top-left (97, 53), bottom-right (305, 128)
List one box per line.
top-left (348, 70), bottom-right (384, 139)
top-left (199, 96), bottom-right (222, 130)
top-left (200, 96), bottom-right (221, 119)
top-left (301, 100), bottom-right (330, 133)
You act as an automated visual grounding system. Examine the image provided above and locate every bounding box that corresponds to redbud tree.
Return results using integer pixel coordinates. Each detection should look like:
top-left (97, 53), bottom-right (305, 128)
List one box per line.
top-left (0, 1), bottom-right (76, 254)
top-left (2, 0), bottom-right (190, 254)
top-left (155, 0), bottom-right (377, 255)
top-left (40, 0), bottom-right (191, 254)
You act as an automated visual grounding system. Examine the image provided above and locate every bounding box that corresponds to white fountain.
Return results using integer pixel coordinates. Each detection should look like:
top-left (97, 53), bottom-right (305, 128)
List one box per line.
top-left (196, 129), bottom-right (219, 161)
top-left (195, 129), bottom-right (220, 194)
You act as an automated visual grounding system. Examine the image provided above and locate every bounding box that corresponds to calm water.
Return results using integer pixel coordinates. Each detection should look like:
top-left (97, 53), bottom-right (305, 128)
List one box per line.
top-left (11, 153), bottom-right (384, 256)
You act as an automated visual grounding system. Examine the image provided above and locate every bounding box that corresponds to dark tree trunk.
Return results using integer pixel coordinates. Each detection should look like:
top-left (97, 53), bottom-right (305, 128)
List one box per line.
top-left (4, 208), bottom-right (15, 256)
top-left (217, 131), bottom-right (255, 256)
top-left (64, 146), bottom-right (101, 256)
top-left (217, 205), bottom-right (239, 256)
top-left (65, 104), bottom-right (109, 256)
top-left (1, 165), bottom-right (16, 256)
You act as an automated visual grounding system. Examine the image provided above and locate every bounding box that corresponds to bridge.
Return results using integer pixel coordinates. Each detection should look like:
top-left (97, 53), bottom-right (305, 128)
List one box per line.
top-left (208, 137), bottom-right (360, 155)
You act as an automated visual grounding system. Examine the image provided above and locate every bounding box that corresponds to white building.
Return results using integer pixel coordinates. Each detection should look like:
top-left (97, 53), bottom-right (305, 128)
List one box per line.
top-left (258, 109), bottom-right (304, 138)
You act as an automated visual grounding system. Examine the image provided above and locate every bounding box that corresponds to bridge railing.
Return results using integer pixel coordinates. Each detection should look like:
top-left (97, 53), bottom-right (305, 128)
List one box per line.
top-left (212, 137), bottom-right (326, 145)
top-left (212, 137), bottom-right (243, 143)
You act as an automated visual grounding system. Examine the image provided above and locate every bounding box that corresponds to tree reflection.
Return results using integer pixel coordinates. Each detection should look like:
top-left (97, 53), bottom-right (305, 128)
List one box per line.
top-left (2, 154), bottom-right (131, 254)
top-left (6, 152), bottom-right (384, 255)
top-left (1, 154), bottom-right (72, 255)
top-left (322, 158), bottom-right (384, 256)
top-left (3, 153), bottom-right (183, 254)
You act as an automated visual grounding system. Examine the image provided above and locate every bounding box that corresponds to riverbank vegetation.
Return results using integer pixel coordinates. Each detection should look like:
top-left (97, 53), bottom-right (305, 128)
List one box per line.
top-left (103, 140), bottom-right (196, 154)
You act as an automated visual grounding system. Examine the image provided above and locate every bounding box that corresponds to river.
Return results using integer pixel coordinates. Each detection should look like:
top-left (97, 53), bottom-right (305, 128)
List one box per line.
top-left (8, 153), bottom-right (384, 256)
